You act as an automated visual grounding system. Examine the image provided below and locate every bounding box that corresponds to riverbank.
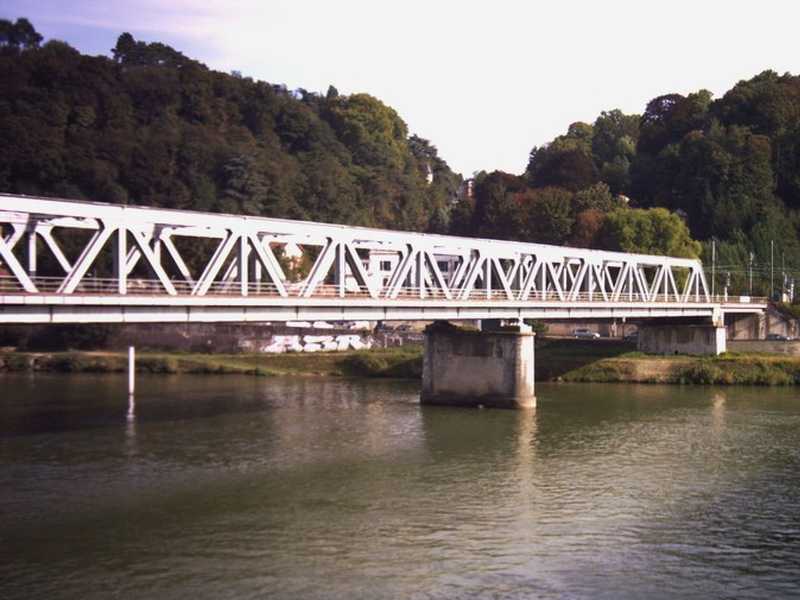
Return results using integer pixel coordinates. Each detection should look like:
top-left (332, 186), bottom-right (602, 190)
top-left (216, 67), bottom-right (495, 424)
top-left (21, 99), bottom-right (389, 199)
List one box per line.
top-left (0, 346), bottom-right (423, 379)
top-left (532, 339), bottom-right (800, 385)
top-left (557, 351), bottom-right (800, 385)
top-left (2, 340), bottom-right (800, 385)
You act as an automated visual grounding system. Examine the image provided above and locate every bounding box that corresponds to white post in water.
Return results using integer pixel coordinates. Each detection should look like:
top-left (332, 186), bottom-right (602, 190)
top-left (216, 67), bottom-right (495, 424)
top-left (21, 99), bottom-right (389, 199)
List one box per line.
top-left (128, 346), bottom-right (135, 396)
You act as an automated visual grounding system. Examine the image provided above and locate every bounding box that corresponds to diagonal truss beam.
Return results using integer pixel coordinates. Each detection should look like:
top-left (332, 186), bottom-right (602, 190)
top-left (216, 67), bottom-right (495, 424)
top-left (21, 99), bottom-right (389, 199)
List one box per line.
top-left (248, 235), bottom-right (287, 297)
top-left (0, 231), bottom-right (37, 292)
top-left (58, 224), bottom-right (117, 294)
top-left (192, 231), bottom-right (239, 296)
top-left (39, 226), bottom-right (73, 273)
top-left (129, 228), bottom-right (177, 295)
top-left (300, 239), bottom-right (336, 298)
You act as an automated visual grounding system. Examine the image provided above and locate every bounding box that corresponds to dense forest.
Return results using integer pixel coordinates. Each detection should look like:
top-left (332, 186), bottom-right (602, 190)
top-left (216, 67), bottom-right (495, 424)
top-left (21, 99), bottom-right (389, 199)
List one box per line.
top-left (0, 19), bottom-right (460, 234)
top-left (2, 18), bottom-right (800, 295)
top-left (461, 78), bottom-right (800, 294)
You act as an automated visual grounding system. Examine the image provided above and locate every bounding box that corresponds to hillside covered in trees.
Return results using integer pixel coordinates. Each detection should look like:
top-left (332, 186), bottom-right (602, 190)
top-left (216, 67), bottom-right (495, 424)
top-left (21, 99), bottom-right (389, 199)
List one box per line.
top-left (459, 73), bottom-right (800, 293)
top-left (0, 19), bottom-right (460, 233)
top-left (2, 18), bottom-right (800, 294)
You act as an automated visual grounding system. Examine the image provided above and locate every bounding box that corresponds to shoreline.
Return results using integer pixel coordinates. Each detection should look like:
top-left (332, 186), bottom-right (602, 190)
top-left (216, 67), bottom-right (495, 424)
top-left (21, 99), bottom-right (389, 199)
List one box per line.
top-left (2, 339), bottom-right (800, 385)
top-left (0, 346), bottom-right (423, 379)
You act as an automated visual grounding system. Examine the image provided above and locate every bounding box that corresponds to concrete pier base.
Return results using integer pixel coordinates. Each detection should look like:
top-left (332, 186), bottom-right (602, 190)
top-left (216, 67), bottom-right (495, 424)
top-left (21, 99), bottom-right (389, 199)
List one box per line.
top-left (638, 323), bottom-right (726, 355)
top-left (421, 321), bottom-right (536, 409)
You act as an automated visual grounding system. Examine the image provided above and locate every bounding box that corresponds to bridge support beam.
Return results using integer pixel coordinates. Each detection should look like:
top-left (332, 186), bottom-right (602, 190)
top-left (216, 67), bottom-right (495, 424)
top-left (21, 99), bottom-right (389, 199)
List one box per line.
top-left (638, 322), bottom-right (726, 355)
top-left (421, 321), bottom-right (536, 409)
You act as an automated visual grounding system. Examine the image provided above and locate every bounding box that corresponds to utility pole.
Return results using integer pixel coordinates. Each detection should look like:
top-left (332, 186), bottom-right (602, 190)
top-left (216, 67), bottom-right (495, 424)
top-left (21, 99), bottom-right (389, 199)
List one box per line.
top-left (724, 271), bottom-right (730, 302)
top-left (711, 239), bottom-right (716, 300)
top-left (782, 251), bottom-right (785, 300)
top-left (770, 240), bottom-right (774, 299)
top-left (749, 252), bottom-right (754, 295)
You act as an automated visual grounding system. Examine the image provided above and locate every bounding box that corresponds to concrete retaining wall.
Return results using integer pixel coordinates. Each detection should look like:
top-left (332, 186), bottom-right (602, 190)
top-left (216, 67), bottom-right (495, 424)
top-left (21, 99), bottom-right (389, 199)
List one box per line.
top-left (726, 308), bottom-right (800, 340)
top-left (638, 324), bottom-right (726, 355)
top-left (728, 340), bottom-right (800, 355)
top-left (102, 323), bottom-right (422, 353)
top-left (101, 323), bottom-right (372, 353)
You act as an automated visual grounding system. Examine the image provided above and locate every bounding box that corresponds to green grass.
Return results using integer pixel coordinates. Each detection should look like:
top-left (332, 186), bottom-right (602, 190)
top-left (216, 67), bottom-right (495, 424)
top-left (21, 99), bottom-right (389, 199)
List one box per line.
top-left (561, 361), bottom-right (629, 383)
top-left (674, 355), bottom-right (800, 385)
top-left (559, 350), bottom-right (800, 385)
top-left (0, 346), bottom-right (425, 379)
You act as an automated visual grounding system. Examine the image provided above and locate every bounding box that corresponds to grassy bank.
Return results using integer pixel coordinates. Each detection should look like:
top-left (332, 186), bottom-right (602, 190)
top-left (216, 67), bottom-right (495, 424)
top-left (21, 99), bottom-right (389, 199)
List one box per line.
top-left (537, 339), bottom-right (800, 385)
top-left (2, 340), bottom-right (800, 385)
top-left (0, 346), bottom-right (423, 379)
top-left (560, 352), bottom-right (800, 385)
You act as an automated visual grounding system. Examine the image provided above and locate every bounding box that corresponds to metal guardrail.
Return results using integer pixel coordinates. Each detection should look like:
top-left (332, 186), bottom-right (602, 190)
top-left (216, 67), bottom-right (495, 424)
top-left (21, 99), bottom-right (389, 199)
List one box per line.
top-left (0, 276), bottom-right (768, 305)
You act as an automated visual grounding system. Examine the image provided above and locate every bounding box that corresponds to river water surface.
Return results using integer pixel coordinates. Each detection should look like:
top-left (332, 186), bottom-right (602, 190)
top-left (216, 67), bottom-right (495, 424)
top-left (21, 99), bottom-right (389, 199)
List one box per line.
top-left (1, 374), bottom-right (799, 599)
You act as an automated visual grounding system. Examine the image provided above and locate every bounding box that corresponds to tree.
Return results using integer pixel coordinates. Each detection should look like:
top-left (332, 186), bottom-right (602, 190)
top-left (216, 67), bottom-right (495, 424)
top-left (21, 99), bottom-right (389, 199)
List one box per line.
top-left (0, 20), bottom-right (461, 236)
top-left (0, 18), bottom-right (42, 50)
top-left (713, 71), bottom-right (800, 209)
top-left (527, 122), bottom-right (599, 191)
top-left (592, 109), bottom-right (639, 193)
top-left (637, 90), bottom-right (711, 155)
top-left (570, 209), bottom-right (605, 248)
top-left (519, 186), bottom-right (575, 244)
top-left (527, 146), bottom-right (599, 192)
top-left (448, 197), bottom-right (475, 237)
top-left (592, 110), bottom-right (639, 164)
top-left (672, 123), bottom-right (776, 239)
top-left (713, 70), bottom-right (800, 138)
top-left (573, 182), bottom-right (618, 213)
top-left (600, 207), bottom-right (701, 258)
top-left (631, 91), bottom-right (714, 211)
top-left (325, 93), bottom-right (409, 169)
top-left (470, 171), bottom-right (525, 240)
top-left (111, 32), bottom-right (193, 68)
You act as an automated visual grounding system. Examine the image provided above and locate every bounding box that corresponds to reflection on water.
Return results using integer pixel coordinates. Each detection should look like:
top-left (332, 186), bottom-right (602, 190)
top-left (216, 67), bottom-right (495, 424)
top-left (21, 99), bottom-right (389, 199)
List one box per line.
top-left (1, 375), bottom-right (799, 599)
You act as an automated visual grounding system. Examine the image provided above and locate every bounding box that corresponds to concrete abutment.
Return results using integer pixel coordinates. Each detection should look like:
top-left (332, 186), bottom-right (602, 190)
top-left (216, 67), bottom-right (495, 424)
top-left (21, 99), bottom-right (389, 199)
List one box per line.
top-left (638, 323), bottom-right (726, 355)
top-left (421, 321), bottom-right (536, 409)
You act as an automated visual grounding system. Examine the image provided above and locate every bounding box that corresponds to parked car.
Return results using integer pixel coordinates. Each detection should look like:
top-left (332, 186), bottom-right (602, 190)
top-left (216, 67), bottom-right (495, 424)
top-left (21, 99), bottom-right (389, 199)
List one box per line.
top-left (573, 328), bottom-right (601, 339)
top-left (623, 331), bottom-right (638, 343)
top-left (766, 333), bottom-right (794, 341)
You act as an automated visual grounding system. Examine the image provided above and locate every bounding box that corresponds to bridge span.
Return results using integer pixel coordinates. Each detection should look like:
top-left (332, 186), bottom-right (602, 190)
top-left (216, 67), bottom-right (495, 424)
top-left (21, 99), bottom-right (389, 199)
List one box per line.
top-left (0, 194), bottom-right (765, 325)
top-left (0, 194), bottom-right (771, 409)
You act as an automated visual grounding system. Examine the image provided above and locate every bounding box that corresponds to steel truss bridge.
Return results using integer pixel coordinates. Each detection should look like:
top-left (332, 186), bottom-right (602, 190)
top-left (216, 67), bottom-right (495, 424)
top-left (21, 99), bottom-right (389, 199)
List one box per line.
top-left (0, 194), bottom-right (765, 324)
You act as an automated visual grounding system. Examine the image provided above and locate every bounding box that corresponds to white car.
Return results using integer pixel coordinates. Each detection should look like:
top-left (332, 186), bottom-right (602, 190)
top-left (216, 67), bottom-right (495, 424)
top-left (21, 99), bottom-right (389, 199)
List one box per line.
top-left (573, 329), bottom-right (601, 339)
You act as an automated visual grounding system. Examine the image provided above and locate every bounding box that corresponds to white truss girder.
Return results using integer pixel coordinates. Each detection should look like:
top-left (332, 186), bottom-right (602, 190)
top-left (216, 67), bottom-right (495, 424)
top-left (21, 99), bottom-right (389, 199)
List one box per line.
top-left (0, 194), bottom-right (763, 325)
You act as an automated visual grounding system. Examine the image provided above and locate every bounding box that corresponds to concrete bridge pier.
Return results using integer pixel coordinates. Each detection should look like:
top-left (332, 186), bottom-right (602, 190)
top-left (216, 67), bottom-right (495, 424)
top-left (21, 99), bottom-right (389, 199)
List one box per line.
top-left (421, 321), bottom-right (536, 409)
top-left (637, 321), bottom-right (727, 355)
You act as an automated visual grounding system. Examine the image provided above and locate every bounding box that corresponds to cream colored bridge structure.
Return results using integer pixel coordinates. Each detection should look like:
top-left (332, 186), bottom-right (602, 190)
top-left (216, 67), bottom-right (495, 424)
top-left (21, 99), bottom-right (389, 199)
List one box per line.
top-left (0, 194), bottom-right (766, 408)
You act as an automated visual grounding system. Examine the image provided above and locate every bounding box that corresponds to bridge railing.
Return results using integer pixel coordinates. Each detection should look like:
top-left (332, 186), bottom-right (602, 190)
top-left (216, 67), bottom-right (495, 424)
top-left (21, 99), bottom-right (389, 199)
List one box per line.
top-left (0, 275), bottom-right (767, 305)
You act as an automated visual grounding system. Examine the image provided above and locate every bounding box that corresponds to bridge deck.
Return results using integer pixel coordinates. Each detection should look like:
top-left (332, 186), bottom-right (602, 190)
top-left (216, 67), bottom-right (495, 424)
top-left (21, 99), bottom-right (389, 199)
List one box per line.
top-left (0, 278), bottom-right (765, 324)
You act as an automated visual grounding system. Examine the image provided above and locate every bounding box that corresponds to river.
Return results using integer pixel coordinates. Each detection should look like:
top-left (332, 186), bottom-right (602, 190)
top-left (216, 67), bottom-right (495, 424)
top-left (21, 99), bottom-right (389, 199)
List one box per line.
top-left (1, 374), bottom-right (799, 599)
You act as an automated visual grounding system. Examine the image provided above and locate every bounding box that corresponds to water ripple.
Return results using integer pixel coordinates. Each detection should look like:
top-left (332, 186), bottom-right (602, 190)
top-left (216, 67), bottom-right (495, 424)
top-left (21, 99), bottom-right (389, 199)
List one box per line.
top-left (1, 376), bottom-right (799, 599)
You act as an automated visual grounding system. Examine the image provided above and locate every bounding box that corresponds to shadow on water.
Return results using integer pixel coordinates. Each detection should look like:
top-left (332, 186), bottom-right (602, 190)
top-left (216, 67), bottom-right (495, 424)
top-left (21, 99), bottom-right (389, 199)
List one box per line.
top-left (0, 372), bottom-right (421, 437)
top-left (535, 338), bottom-right (634, 380)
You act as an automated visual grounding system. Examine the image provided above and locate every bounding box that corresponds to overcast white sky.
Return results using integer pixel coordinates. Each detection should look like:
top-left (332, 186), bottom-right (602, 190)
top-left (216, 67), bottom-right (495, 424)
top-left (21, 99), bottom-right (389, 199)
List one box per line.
top-left (3, 0), bottom-right (799, 176)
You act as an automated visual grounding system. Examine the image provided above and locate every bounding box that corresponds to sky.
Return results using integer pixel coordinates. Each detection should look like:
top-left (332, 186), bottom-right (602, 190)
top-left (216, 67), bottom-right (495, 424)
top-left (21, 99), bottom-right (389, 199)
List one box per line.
top-left (3, 0), bottom-right (800, 176)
